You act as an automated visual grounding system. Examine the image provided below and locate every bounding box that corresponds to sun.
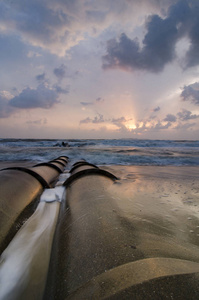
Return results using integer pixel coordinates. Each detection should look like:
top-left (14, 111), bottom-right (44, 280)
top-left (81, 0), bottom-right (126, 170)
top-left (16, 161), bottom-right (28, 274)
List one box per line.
top-left (125, 121), bottom-right (137, 130)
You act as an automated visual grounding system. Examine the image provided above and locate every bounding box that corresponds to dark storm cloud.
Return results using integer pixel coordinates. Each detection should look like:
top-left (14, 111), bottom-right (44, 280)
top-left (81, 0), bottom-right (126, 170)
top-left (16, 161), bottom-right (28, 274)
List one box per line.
top-left (164, 114), bottom-right (177, 122)
top-left (9, 84), bottom-right (59, 109)
top-left (177, 109), bottom-right (199, 121)
top-left (0, 95), bottom-right (15, 118)
top-left (181, 82), bottom-right (199, 105)
top-left (53, 64), bottom-right (67, 80)
top-left (102, 0), bottom-right (199, 72)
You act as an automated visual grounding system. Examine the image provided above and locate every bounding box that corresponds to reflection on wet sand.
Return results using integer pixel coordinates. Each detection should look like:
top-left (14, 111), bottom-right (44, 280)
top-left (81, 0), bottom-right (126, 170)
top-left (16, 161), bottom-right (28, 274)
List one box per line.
top-left (106, 166), bottom-right (199, 261)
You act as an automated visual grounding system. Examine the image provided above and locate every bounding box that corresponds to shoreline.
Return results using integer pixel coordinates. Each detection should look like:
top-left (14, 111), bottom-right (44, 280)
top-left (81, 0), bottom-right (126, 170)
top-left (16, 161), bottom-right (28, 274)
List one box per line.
top-left (103, 164), bottom-right (199, 179)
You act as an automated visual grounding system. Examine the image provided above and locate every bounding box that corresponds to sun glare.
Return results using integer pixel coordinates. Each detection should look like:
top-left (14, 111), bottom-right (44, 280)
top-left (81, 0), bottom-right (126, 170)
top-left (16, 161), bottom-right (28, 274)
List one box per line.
top-left (125, 121), bottom-right (137, 130)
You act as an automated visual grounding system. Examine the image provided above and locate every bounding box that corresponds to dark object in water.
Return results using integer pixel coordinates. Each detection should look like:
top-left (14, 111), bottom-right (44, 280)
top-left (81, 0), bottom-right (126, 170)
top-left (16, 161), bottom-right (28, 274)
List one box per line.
top-left (53, 141), bottom-right (70, 147)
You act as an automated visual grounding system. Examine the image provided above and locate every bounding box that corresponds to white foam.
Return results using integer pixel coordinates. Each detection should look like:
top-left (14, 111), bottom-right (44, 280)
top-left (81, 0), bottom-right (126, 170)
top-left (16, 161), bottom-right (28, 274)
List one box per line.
top-left (55, 172), bottom-right (70, 186)
top-left (0, 201), bottom-right (61, 300)
top-left (40, 186), bottom-right (65, 203)
top-left (0, 174), bottom-right (68, 299)
top-left (40, 171), bottom-right (70, 202)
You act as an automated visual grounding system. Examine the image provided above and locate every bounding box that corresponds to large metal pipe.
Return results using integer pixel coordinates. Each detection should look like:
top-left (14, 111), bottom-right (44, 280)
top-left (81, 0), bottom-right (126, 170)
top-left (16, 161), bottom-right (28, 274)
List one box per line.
top-left (0, 156), bottom-right (68, 254)
top-left (0, 186), bottom-right (66, 300)
top-left (44, 161), bottom-right (199, 299)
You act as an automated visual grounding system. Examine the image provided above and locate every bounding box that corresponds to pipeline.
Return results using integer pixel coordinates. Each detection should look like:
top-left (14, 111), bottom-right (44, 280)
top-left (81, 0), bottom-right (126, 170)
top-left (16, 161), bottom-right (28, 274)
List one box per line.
top-left (0, 172), bottom-right (70, 300)
top-left (0, 156), bottom-right (68, 254)
top-left (44, 161), bottom-right (199, 299)
top-left (1, 159), bottom-right (199, 299)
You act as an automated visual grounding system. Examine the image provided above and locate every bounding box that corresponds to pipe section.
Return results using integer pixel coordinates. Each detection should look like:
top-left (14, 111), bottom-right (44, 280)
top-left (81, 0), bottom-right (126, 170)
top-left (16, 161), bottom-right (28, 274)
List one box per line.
top-left (44, 162), bottom-right (119, 298)
top-left (0, 156), bottom-right (68, 254)
top-left (0, 186), bottom-right (66, 300)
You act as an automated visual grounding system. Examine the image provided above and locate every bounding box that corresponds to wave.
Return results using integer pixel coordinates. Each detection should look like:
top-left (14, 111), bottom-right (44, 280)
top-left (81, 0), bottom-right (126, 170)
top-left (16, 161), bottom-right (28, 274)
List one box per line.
top-left (0, 139), bottom-right (199, 166)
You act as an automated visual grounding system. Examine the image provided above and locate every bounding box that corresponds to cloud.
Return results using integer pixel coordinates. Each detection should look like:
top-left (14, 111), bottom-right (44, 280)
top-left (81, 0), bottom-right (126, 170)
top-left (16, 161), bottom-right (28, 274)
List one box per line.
top-left (153, 106), bottom-right (160, 112)
top-left (164, 114), bottom-right (177, 122)
top-left (53, 64), bottom-right (67, 80)
top-left (177, 109), bottom-right (199, 121)
top-left (80, 114), bottom-right (105, 124)
top-left (93, 114), bottom-right (105, 123)
top-left (80, 102), bottom-right (94, 106)
top-left (0, 94), bottom-right (15, 118)
top-left (54, 84), bottom-right (69, 94)
top-left (9, 84), bottom-right (59, 109)
top-left (36, 73), bottom-right (46, 83)
top-left (111, 117), bottom-right (126, 123)
top-left (0, 0), bottom-right (176, 56)
top-left (174, 122), bottom-right (196, 130)
top-left (102, 0), bottom-right (199, 72)
top-left (154, 121), bottom-right (172, 129)
top-left (181, 82), bottom-right (199, 105)
top-left (0, 34), bottom-right (28, 65)
top-left (26, 118), bottom-right (47, 125)
top-left (80, 117), bottom-right (92, 124)
top-left (35, 73), bottom-right (69, 94)
top-left (80, 98), bottom-right (104, 107)
top-left (0, 1), bottom-right (72, 55)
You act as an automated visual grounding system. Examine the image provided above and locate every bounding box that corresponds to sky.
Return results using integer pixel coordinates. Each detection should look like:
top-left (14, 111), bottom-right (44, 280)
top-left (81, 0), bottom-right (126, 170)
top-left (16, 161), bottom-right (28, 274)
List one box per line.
top-left (0, 0), bottom-right (199, 139)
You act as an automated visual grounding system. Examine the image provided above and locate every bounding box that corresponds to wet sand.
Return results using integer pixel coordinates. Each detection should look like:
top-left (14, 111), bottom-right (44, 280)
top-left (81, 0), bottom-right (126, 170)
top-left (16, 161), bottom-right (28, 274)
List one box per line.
top-left (0, 160), bottom-right (37, 170)
top-left (102, 165), bottom-right (199, 262)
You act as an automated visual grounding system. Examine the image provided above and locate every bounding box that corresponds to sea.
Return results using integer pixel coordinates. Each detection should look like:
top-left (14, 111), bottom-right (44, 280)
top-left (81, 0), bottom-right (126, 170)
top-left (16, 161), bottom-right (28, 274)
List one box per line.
top-left (0, 138), bottom-right (199, 168)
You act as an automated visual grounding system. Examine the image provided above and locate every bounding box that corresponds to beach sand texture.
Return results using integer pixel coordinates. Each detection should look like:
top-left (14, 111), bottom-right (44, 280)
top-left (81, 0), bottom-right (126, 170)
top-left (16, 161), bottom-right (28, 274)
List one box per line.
top-left (103, 165), bottom-right (199, 262)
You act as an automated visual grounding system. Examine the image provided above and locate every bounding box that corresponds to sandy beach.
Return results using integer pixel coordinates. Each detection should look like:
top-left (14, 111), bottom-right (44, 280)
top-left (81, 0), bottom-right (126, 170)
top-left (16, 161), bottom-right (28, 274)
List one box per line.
top-left (101, 165), bottom-right (199, 262)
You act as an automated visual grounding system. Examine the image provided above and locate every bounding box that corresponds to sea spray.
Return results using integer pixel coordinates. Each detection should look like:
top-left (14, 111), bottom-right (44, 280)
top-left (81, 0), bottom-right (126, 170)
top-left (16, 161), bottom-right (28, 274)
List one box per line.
top-left (0, 173), bottom-right (69, 300)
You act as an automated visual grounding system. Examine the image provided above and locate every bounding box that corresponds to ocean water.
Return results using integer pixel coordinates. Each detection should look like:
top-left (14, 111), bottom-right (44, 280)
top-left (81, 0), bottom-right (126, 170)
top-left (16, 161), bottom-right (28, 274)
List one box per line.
top-left (0, 138), bottom-right (199, 167)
